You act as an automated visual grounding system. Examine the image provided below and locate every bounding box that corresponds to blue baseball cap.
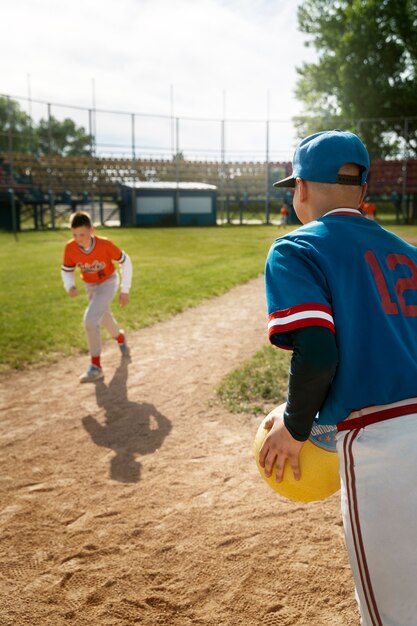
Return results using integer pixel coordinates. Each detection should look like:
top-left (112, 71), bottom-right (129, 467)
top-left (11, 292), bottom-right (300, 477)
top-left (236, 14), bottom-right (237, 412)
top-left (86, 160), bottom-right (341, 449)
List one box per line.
top-left (273, 129), bottom-right (370, 188)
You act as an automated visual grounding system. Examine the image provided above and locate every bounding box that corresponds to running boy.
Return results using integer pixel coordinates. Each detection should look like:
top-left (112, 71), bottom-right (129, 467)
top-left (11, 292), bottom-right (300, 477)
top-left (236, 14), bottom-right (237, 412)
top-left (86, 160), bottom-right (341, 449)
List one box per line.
top-left (61, 211), bottom-right (132, 383)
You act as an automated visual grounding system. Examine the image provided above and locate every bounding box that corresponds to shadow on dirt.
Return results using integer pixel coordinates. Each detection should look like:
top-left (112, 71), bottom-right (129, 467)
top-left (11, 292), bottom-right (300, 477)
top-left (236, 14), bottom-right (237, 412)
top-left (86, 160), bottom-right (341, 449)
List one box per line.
top-left (82, 352), bottom-right (172, 483)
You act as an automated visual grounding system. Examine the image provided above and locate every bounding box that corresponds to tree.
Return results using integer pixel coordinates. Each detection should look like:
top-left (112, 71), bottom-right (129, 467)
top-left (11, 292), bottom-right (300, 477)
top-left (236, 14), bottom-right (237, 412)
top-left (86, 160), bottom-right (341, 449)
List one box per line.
top-left (0, 96), bottom-right (92, 156)
top-left (0, 96), bottom-right (34, 153)
top-left (35, 116), bottom-right (92, 156)
top-left (294, 0), bottom-right (417, 158)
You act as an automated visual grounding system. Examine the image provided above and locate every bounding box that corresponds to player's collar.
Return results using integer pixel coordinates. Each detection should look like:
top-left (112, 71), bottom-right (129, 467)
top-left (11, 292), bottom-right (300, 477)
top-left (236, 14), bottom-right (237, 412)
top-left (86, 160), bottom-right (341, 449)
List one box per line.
top-left (78, 235), bottom-right (96, 253)
top-left (322, 208), bottom-right (364, 218)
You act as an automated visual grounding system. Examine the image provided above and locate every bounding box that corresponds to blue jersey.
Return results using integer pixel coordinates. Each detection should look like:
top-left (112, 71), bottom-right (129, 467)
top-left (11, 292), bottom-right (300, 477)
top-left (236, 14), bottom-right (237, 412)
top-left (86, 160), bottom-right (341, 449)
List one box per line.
top-left (265, 208), bottom-right (417, 425)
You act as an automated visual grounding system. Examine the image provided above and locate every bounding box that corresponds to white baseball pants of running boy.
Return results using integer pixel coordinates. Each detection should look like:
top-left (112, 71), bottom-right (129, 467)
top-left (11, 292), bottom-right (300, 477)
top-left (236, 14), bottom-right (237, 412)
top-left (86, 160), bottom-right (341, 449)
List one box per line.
top-left (83, 273), bottom-right (120, 357)
top-left (337, 399), bottom-right (417, 626)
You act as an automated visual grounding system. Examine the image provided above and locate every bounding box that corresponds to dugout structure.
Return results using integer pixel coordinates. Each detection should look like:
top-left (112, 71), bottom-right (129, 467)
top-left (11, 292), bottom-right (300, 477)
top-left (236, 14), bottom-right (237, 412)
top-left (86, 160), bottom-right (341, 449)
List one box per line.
top-left (120, 181), bottom-right (217, 226)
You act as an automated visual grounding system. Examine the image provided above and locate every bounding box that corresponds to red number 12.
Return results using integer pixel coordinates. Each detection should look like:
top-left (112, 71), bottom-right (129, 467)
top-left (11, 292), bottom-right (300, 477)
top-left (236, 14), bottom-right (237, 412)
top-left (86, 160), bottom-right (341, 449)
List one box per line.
top-left (365, 250), bottom-right (417, 316)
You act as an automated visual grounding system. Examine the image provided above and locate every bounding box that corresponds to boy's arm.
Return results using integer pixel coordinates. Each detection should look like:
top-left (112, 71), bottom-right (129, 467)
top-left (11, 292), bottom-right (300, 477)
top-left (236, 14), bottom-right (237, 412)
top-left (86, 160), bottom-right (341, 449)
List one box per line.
top-left (259, 326), bottom-right (338, 481)
top-left (62, 244), bottom-right (78, 297)
top-left (118, 252), bottom-right (132, 306)
top-left (282, 326), bottom-right (338, 441)
top-left (61, 268), bottom-right (78, 297)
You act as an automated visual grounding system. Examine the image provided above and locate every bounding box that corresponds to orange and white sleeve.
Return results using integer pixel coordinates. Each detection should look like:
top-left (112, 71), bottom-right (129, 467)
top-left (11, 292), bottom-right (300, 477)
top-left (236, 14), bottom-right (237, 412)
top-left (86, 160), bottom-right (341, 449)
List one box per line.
top-left (108, 240), bottom-right (133, 293)
top-left (119, 251), bottom-right (133, 293)
top-left (61, 245), bottom-right (76, 292)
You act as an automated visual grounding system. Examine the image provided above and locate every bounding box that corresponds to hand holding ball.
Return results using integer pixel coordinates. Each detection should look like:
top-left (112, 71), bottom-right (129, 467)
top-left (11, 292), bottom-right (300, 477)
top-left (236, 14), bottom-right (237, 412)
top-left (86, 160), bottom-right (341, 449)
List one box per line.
top-left (254, 404), bottom-right (340, 502)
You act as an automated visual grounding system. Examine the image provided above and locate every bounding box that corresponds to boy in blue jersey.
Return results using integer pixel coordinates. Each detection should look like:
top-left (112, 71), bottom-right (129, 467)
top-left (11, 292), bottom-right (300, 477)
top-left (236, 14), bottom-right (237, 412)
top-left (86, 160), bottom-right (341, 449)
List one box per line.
top-left (259, 130), bottom-right (417, 626)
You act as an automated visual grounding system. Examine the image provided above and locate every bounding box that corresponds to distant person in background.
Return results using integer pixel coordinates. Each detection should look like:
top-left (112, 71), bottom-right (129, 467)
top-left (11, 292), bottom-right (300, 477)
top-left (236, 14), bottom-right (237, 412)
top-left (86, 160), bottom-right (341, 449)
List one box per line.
top-left (391, 190), bottom-right (404, 224)
top-left (361, 196), bottom-right (377, 220)
top-left (284, 189), bottom-right (299, 224)
top-left (279, 205), bottom-right (289, 226)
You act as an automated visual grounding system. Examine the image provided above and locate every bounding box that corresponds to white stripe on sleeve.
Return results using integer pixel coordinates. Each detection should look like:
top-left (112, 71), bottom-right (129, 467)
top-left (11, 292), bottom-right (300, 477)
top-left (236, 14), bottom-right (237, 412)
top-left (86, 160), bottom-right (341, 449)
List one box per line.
top-left (268, 309), bottom-right (334, 331)
top-left (61, 268), bottom-right (75, 292)
top-left (119, 252), bottom-right (133, 293)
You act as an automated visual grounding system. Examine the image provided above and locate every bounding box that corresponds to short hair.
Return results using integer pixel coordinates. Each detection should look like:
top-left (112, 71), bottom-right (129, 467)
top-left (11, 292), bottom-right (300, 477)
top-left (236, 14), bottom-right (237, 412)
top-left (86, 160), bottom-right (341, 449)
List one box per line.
top-left (70, 211), bottom-right (92, 229)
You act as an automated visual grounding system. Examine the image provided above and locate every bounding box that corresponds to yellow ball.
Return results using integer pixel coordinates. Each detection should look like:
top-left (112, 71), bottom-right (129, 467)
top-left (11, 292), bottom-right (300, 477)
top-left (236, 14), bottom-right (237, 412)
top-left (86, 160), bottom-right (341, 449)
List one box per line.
top-left (254, 411), bottom-right (340, 503)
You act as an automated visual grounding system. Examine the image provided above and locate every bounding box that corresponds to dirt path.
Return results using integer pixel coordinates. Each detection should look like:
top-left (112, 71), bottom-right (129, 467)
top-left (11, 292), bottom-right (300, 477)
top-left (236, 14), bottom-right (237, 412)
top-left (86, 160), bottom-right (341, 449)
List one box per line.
top-left (0, 276), bottom-right (358, 626)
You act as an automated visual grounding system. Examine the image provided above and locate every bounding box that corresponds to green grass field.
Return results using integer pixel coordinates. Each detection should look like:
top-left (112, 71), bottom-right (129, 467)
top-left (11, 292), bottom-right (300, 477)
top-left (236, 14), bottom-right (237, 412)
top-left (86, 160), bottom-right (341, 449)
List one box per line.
top-left (2, 222), bottom-right (416, 374)
top-left (0, 224), bottom-right (280, 371)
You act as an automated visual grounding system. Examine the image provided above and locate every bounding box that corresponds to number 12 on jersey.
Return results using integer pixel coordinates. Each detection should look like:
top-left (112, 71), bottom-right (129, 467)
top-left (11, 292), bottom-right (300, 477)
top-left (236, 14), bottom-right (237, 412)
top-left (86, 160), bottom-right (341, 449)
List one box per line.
top-left (365, 250), bottom-right (417, 316)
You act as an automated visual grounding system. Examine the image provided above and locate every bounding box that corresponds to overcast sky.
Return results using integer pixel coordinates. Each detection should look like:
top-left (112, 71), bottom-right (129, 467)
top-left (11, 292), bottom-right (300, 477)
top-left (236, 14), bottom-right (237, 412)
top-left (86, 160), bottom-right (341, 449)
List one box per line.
top-left (1, 0), bottom-right (316, 160)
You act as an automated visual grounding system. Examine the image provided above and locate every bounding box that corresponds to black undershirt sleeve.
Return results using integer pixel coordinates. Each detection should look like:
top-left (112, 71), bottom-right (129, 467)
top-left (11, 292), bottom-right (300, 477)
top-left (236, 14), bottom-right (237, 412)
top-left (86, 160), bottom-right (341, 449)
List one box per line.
top-left (277, 326), bottom-right (339, 441)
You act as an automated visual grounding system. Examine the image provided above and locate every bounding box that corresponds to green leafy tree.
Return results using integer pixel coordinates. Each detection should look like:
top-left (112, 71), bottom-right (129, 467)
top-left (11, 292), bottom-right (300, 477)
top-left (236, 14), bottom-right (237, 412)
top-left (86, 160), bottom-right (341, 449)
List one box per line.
top-left (0, 96), bottom-right (92, 156)
top-left (35, 116), bottom-right (92, 156)
top-left (294, 0), bottom-right (417, 158)
top-left (0, 96), bottom-right (34, 153)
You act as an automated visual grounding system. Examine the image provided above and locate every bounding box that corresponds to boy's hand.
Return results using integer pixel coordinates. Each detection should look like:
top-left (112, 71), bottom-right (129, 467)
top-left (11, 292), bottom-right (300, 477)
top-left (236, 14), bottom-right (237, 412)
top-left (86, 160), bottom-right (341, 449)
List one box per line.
top-left (258, 404), bottom-right (304, 482)
top-left (119, 292), bottom-right (129, 307)
top-left (68, 286), bottom-right (79, 298)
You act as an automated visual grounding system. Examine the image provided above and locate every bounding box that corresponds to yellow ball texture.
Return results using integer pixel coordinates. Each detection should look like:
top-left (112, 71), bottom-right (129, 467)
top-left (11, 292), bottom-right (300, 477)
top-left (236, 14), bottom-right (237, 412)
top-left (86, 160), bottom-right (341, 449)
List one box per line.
top-left (254, 413), bottom-right (340, 503)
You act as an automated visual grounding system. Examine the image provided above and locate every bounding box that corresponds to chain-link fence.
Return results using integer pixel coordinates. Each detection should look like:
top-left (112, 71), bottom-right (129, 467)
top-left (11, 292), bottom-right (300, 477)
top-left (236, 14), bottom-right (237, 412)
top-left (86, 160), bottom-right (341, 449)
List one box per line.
top-left (1, 92), bottom-right (417, 230)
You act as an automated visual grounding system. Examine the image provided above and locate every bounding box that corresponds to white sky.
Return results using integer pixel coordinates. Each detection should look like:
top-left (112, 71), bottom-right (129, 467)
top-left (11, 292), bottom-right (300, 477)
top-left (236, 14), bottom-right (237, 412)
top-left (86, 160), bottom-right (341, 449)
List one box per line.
top-left (1, 0), bottom-right (316, 161)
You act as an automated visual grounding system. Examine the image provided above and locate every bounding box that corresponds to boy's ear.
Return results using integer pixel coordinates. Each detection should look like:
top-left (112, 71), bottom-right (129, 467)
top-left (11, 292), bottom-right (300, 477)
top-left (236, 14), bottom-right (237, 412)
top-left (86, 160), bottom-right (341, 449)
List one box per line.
top-left (296, 178), bottom-right (308, 202)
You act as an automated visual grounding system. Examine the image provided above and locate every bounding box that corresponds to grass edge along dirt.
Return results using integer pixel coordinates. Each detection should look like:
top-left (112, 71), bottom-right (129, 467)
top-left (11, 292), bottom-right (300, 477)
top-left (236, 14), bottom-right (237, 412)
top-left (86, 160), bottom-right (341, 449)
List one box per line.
top-left (216, 344), bottom-right (291, 416)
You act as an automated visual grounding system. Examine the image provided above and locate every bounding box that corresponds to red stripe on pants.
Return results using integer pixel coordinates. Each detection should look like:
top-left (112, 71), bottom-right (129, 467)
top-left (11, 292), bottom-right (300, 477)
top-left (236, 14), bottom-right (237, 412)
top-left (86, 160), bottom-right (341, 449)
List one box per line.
top-left (343, 430), bottom-right (383, 626)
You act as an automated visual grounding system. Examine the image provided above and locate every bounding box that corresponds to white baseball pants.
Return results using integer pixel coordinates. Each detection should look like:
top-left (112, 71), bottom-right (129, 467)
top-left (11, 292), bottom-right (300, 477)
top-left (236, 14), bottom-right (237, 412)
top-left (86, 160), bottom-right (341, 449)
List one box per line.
top-left (337, 405), bottom-right (417, 626)
top-left (83, 273), bottom-right (120, 357)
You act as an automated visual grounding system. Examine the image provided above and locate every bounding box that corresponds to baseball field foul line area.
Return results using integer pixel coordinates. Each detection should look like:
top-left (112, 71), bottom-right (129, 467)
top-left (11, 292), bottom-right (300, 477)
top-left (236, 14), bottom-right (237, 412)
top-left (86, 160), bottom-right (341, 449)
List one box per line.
top-left (0, 276), bottom-right (358, 626)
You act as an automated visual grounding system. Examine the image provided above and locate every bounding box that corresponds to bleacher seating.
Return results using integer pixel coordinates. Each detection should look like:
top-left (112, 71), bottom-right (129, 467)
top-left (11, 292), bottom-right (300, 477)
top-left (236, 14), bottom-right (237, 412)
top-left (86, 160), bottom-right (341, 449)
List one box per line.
top-left (2, 153), bottom-right (417, 200)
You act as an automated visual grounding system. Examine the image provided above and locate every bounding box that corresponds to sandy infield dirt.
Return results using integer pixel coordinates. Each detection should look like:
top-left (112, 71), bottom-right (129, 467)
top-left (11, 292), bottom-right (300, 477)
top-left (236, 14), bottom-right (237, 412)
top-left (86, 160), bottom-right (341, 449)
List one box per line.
top-left (0, 276), bottom-right (359, 626)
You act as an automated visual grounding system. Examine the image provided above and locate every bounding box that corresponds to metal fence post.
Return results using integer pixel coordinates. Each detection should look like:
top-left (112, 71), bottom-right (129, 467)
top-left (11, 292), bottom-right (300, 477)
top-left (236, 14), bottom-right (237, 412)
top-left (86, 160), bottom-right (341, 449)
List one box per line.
top-left (402, 117), bottom-right (409, 222)
top-left (265, 119), bottom-right (270, 224)
top-left (175, 117), bottom-right (180, 226)
top-left (6, 96), bottom-right (18, 239)
top-left (131, 112), bottom-right (136, 226)
top-left (47, 102), bottom-right (55, 229)
top-left (221, 118), bottom-right (226, 223)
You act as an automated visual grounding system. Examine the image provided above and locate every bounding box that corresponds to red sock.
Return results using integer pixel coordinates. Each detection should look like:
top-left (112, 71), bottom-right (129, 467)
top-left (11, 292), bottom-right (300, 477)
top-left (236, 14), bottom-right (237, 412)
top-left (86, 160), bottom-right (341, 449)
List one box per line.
top-left (91, 356), bottom-right (101, 368)
top-left (116, 332), bottom-right (125, 344)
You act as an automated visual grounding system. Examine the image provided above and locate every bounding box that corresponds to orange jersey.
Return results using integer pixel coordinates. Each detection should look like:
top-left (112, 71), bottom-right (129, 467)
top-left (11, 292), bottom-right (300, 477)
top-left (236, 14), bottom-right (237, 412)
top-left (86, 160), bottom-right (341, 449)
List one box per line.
top-left (362, 201), bottom-right (376, 216)
top-left (62, 235), bottom-right (125, 284)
